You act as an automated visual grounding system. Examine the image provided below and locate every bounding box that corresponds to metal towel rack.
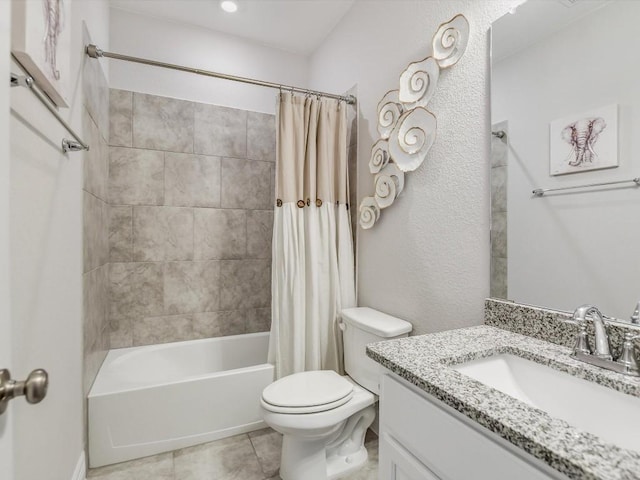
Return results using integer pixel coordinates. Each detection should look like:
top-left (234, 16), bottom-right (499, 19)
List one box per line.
top-left (532, 177), bottom-right (640, 197)
top-left (10, 57), bottom-right (89, 153)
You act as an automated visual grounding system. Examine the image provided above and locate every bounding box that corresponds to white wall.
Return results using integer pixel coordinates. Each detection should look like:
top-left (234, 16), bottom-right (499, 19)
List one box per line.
top-left (9, 1), bottom-right (109, 479)
top-left (309, 0), bottom-right (521, 335)
top-left (109, 8), bottom-right (310, 114)
top-left (492, 1), bottom-right (640, 320)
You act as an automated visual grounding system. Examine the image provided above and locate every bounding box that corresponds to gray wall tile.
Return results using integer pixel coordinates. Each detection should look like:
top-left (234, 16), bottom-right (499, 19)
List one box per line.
top-left (83, 266), bottom-right (109, 393)
top-left (83, 108), bottom-right (109, 201)
top-left (164, 261), bottom-right (220, 314)
top-left (193, 311), bottom-right (245, 338)
top-left (106, 92), bottom-right (277, 346)
top-left (133, 206), bottom-right (194, 261)
top-left (194, 103), bottom-right (247, 157)
top-left (83, 265), bottom-right (108, 353)
top-left (109, 147), bottom-right (164, 205)
top-left (247, 112), bottom-right (275, 162)
top-left (490, 256), bottom-right (508, 299)
top-left (491, 211), bottom-right (507, 259)
top-left (109, 262), bottom-right (164, 320)
top-left (133, 314), bottom-right (193, 346)
top-left (221, 158), bottom-right (272, 209)
top-left (133, 93), bottom-right (194, 153)
top-left (109, 316), bottom-right (132, 349)
top-left (109, 206), bottom-right (133, 262)
top-left (491, 165), bottom-right (507, 214)
top-left (82, 26), bottom-right (109, 143)
top-left (109, 89), bottom-right (132, 147)
top-left (246, 210), bottom-right (273, 259)
top-left (194, 208), bottom-right (246, 260)
top-left (246, 308), bottom-right (271, 333)
top-left (220, 260), bottom-right (270, 310)
top-left (83, 192), bottom-right (109, 273)
top-left (165, 153), bottom-right (221, 207)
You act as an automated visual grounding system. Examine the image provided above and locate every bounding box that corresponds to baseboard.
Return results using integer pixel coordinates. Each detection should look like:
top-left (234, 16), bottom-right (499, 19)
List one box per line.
top-left (71, 451), bottom-right (86, 480)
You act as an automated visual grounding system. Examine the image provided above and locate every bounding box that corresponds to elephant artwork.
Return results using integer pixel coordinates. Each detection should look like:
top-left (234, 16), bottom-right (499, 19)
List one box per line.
top-left (42, 0), bottom-right (64, 80)
top-left (549, 104), bottom-right (618, 175)
top-left (561, 117), bottom-right (606, 167)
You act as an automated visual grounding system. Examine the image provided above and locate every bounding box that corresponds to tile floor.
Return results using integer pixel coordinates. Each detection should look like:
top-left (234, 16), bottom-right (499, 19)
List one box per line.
top-left (87, 428), bottom-right (378, 480)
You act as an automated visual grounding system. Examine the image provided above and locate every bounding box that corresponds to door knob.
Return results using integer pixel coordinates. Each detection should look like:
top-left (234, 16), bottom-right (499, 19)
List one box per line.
top-left (0, 368), bottom-right (49, 415)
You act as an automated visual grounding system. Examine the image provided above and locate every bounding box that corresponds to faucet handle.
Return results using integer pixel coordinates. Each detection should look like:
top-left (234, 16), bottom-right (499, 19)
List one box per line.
top-left (630, 301), bottom-right (640, 324)
top-left (573, 322), bottom-right (591, 355)
top-left (615, 332), bottom-right (640, 375)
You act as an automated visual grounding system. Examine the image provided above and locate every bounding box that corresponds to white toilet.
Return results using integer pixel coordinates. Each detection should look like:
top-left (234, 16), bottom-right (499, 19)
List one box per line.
top-left (260, 307), bottom-right (412, 480)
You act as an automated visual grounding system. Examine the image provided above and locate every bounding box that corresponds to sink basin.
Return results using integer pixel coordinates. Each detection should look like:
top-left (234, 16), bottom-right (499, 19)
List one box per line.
top-left (452, 353), bottom-right (640, 453)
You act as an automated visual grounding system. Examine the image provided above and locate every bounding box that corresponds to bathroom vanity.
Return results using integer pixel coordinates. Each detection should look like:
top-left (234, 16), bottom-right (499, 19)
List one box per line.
top-left (368, 301), bottom-right (640, 480)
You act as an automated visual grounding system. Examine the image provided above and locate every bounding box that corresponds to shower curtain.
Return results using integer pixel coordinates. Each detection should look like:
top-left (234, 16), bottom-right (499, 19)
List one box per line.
top-left (268, 92), bottom-right (356, 379)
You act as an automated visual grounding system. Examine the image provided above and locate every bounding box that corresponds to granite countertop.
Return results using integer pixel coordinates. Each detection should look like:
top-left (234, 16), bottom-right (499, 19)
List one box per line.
top-left (367, 325), bottom-right (640, 480)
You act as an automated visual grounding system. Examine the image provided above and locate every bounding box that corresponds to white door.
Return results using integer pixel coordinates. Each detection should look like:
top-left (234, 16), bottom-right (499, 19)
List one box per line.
top-left (0, 0), bottom-right (14, 476)
top-left (1, 1), bottom-right (85, 479)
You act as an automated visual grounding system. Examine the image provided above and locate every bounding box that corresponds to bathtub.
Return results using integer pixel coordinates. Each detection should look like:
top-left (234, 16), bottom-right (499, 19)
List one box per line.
top-left (88, 332), bottom-right (274, 468)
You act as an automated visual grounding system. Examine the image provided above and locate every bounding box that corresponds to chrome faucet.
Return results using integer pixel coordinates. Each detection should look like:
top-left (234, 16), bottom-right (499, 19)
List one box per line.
top-left (571, 304), bottom-right (640, 377)
top-left (630, 301), bottom-right (640, 324)
top-left (572, 304), bottom-right (612, 360)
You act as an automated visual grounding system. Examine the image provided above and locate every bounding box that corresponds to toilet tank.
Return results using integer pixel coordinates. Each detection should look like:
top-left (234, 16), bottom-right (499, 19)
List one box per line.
top-left (341, 307), bottom-right (412, 395)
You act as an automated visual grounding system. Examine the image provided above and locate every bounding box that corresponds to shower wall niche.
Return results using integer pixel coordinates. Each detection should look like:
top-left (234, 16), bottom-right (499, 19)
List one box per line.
top-left (107, 89), bottom-right (275, 348)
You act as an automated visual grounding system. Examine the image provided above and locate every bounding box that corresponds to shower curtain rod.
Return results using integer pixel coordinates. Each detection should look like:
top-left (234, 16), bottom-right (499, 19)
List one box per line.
top-left (85, 44), bottom-right (356, 105)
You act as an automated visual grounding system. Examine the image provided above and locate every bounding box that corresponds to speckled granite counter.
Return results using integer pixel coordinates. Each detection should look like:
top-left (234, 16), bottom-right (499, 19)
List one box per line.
top-left (367, 325), bottom-right (640, 480)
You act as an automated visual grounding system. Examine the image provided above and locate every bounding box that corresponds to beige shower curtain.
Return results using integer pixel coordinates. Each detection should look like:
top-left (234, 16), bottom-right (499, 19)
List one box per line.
top-left (268, 92), bottom-right (356, 379)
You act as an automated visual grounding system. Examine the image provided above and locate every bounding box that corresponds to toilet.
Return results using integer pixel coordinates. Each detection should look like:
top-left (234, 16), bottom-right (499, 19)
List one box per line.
top-left (260, 307), bottom-right (412, 480)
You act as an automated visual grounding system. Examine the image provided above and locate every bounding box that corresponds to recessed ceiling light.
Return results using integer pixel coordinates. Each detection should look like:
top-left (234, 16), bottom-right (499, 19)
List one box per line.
top-left (220, 1), bottom-right (238, 13)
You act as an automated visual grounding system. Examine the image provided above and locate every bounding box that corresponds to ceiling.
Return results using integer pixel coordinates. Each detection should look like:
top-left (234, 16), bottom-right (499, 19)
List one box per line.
top-left (109, 0), bottom-right (356, 55)
top-left (492, 0), bottom-right (611, 62)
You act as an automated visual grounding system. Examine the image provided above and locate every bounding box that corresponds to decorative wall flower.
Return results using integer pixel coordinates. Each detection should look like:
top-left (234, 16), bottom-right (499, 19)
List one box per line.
top-left (374, 163), bottom-right (405, 208)
top-left (360, 14), bottom-right (469, 229)
top-left (389, 108), bottom-right (437, 173)
top-left (398, 56), bottom-right (440, 109)
top-left (359, 197), bottom-right (381, 229)
top-left (376, 90), bottom-right (404, 139)
top-left (369, 139), bottom-right (390, 174)
top-left (432, 14), bottom-right (470, 69)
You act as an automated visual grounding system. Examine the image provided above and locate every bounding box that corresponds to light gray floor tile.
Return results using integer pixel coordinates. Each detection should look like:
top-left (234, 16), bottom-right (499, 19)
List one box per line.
top-left (174, 434), bottom-right (264, 480)
top-left (87, 452), bottom-right (173, 480)
top-left (249, 427), bottom-right (283, 478)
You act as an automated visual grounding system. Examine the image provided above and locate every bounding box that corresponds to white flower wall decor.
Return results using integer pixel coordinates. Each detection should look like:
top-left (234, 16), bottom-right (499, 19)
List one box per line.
top-left (359, 14), bottom-right (470, 229)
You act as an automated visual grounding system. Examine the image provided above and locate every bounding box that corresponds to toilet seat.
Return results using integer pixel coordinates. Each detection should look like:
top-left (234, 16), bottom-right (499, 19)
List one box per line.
top-left (262, 370), bottom-right (354, 414)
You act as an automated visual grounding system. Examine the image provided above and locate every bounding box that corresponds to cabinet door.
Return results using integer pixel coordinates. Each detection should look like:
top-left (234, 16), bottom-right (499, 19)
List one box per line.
top-left (379, 432), bottom-right (442, 480)
top-left (380, 374), bottom-right (564, 480)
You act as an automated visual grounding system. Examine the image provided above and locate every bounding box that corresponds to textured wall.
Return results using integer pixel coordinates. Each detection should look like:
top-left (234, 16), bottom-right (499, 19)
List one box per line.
top-left (107, 89), bottom-right (274, 348)
top-left (309, 0), bottom-right (523, 335)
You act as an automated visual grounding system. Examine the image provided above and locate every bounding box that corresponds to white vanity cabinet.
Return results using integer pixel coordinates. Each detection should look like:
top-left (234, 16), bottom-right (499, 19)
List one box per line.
top-left (378, 372), bottom-right (568, 480)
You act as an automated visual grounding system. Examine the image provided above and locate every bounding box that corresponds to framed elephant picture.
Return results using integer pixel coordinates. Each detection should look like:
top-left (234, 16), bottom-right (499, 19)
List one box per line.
top-left (549, 104), bottom-right (618, 176)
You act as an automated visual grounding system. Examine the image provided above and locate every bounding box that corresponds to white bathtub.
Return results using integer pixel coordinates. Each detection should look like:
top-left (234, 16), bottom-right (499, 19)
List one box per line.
top-left (88, 332), bottom-right (274, 467)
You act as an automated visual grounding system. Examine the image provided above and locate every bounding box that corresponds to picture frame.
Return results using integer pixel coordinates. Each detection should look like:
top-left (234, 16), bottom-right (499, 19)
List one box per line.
top-left (549, 104), bottom-right (618, 176)
top-left (11, 0), bottom-right (71, 107)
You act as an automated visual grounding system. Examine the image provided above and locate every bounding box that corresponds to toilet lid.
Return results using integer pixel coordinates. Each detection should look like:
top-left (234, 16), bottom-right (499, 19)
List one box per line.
top-left (262, 370), bottom-right (354, 412)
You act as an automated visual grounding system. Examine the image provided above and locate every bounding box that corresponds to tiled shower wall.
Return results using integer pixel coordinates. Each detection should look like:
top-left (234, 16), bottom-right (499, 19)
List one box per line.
top-left (107, 89), bottom-right (275, 347)
top-left (490, 121), bottom-right (508, 299)
top-left (82, 26), bottom-right (111, 446)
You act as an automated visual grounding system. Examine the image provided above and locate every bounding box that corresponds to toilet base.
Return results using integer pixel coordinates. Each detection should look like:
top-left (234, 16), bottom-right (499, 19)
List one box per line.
top-left (278, 405), bottom-right (376, 480)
